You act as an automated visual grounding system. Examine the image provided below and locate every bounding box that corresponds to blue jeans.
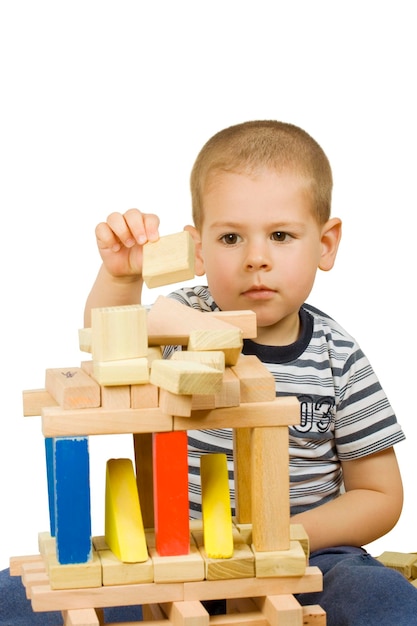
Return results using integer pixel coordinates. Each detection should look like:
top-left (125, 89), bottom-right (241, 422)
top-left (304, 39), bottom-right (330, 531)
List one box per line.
top-left (297, 546), bottom-right (417, 625)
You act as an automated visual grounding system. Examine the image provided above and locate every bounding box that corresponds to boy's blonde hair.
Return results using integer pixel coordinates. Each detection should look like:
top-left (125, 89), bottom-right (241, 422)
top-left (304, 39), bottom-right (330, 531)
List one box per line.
top-left (190, 120), bottom-right (333, 228)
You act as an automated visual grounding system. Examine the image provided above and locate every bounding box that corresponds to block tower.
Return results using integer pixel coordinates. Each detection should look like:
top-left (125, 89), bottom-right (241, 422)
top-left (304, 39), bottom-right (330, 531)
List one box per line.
top-left (10, 232), bottom-right (326, 625)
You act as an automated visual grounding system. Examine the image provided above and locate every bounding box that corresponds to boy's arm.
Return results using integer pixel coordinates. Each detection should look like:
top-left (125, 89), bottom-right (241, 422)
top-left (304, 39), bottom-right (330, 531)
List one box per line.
top-left (84, 209), bottom-right (160, 326)
top-left (291, 447), bottom-right (403, 553)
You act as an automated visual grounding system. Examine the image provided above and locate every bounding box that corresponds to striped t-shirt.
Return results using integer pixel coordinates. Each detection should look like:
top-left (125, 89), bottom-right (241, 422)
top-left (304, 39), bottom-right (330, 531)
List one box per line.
top-left (165, 285), bottom-right (405, 518)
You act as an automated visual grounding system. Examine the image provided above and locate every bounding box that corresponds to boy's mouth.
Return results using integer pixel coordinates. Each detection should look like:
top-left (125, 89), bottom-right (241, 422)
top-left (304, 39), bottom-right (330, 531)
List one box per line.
top-left (242, 285), bottom-right (277, 300)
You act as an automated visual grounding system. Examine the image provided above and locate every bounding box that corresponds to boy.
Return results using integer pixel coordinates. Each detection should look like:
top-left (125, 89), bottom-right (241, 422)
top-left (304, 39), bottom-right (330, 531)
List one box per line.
top-left (84, 120), bottom-right (417, 624)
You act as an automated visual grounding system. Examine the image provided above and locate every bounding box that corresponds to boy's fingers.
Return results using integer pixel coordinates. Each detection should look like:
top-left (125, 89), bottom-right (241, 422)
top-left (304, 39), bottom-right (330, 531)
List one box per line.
top-left (95, 221), bottom-right (122, 251)
top-left (123, 209), bottom-right (160, 244)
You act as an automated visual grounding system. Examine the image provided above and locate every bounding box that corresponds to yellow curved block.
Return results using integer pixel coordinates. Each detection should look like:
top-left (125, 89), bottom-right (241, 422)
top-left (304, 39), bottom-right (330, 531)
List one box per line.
top-left (105, 458), bottom-right (148, 563)
top-left (201, 454), bottom-right (234, 558)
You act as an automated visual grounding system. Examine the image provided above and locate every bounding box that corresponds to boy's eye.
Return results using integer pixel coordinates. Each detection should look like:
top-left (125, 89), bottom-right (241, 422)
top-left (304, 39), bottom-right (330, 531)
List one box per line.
top-left (271, 231), bottom-right (288, 242)
top-left (221, 233), bottom-right (240, 245)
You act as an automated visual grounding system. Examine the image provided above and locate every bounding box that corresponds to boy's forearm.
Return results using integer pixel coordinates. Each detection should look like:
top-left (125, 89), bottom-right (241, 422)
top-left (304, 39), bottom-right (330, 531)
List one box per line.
top-left (84, 264), bottom-right (143, 327)
top-left (291, 488), bottom-right (402, 553)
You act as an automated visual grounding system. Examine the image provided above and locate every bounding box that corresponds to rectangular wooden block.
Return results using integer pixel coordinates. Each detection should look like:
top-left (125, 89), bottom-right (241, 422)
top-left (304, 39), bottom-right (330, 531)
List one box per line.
top-left (93, 357), bottom-right (149, 386)
top-left (171, 349), bottom-right (225, 371)
top-left (192, 529), bottom-right (255, 580)
top-left (91, 304), bottom-right (148, 362)
top-left (45, 367), bottom-right (100, 409)
top-left (209, 309), bottom-right (257, 338)
top-left (159, 388), bottom-right (193, 416)
top-left (188, 328), bottom-right (242, 366)
top-left (149, 542), bottom-right (205, 583)
top-left (98, 547), bottom-right (154, 585)
top-left (46, 549), bottom-right (102, 590)
top-left (153, 431), bottom-right (190, 556)
top-left (131, 382), bottom-right (159, 408)
top-left (62, 608), bottom-right (100, 626)
top-left (150, 359), bottom-right (223, 395)
top-left (231, 355), bottom-right (276, 402)
top-left (252, 540), bottom-right (306, 578)
top-left (22, 388), bottom-right (57, 417)
top-left (101, 384), bottom-right (130, 409)
top-left (142, 230), bottom-right (195, 288)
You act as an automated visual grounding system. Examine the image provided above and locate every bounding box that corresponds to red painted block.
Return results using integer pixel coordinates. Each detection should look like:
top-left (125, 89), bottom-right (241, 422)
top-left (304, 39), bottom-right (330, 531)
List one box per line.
top-left (153, 431), bottom-right (190, 556)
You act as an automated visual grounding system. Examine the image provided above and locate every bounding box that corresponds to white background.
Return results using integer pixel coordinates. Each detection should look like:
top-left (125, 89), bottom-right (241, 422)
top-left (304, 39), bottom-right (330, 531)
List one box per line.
top-left (0, 1), bottom-right (415, 570)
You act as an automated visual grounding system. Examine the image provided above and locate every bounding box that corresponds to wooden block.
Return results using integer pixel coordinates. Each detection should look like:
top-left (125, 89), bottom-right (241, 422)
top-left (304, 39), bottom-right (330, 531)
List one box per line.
top-left (376, 551), bottom-right (417, 578)
top-left (191, 367), bottom-right (240, 411)
top-left (233, 427), bottom-right (252, 524)
top-left (200, 454), bottom-right (234, 559)
top-left (254, 593), bottom-right (303, 623)
top-left (209, 309), bottom-right (257, 339)
top-left (231, 355), bottom-right (276, 402)
top-left (302, 605), bottom-right (327, 625)
top-left (105, 458), bottom-right (148, 563)
top-left (98, 547), bottom-right (154, 585)
top-left (151, 359), bottom-right (223, 395)
top-left (78, 327), bottom-right (92, 353)
top-left (253, 541), bottom-right (306, 578)
top-left (131, 382), bottom-right (159, 408)
top-left (142, 230), bottom-right (195, 288)
top-left (163, 600), bottom-right (210, 625)
top-left (93, 357), bottom-right (149, 386)
top-left (133, 433), bottom-right (154, 528)
top-left (9, 554), bottom-right (43, 576)
top-left (171, 350), bottom-right (225, 371)
top-left (149, 542), bottom-right (205, 583)
top-left (101, 384), bottom-right (130, 409)
top-left (91, 304), bottom-right (148, 361)
top-left (147, 295), bottom-right (241, 346)
top-left (62, 607), bottom-right (100, 625)
top-left (46, 549), bottom-right (102, 590)
top-left (160, 388), bottom-right (193, 416)
top-left (193, 529), bottom-right (255, 580)
top-left (234, 524), bottom-right (310, 559)
top-left (251, 427), bottom-right (290, 552)
top-left (22, 388), bottom-right (57, 416)
top-left (188, 329), bottom-right (242, 366)
top-left (45, 367), bottom-right (100, 409)
top-left (54, 437), bottom-right (92, 564)
top-left (153, 431), bottom-right (190, 556)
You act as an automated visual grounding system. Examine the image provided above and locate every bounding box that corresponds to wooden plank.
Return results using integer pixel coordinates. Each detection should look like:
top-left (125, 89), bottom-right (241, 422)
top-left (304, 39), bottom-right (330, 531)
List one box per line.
top-left (142, 231), bottom-right (195, 288)
top-left (22, 388), bottom-right (57, 417)
top-left (251, 427), bottom-right (290, 552)
top-left (153, 431), bottom-right (190, 556)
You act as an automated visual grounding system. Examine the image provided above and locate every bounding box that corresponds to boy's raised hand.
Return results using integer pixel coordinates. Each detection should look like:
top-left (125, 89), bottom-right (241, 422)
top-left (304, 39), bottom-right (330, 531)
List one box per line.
top-left (95, 209), bottom-right (160, 278)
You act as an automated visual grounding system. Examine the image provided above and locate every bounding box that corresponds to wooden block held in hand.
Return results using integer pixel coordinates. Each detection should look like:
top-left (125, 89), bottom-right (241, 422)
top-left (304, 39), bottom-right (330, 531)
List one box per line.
top-left (142, 231), bottom-right (195, 288)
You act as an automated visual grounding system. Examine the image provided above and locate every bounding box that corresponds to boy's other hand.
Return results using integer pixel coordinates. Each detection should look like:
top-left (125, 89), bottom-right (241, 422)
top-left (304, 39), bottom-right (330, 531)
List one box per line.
top-left (95, 209), bottom-right (160, 278)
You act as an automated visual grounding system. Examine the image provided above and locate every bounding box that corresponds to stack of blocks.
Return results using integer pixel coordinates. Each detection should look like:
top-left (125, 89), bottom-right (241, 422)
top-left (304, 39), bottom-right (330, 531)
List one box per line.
top-left (11, 232), bottom-right (326, 625)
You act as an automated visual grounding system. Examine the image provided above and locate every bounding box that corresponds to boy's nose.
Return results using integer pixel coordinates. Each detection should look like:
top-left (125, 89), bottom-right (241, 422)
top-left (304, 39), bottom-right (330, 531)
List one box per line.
top-left (244, 244), bottom-right (271, 271)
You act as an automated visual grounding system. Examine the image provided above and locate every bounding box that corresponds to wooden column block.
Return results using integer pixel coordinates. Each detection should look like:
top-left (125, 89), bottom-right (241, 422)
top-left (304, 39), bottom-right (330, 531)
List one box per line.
top-left (251, 427), bottom-right (290, 552)
top-left (45, 368), bottom-right (100, 409)
top-left (133, 433), bottom-right (155, 529)
top-left (233, 428), bottom-right (252, 524)
top-left (200, 454), bottom-right (234, 559)
top-left (91, 304), bottom-right (148, 361)
top-left (62, 607), bottom-right (100, 625)
top-left (164, 600), bottom-right (210, 625)
top-left (254, 593), bottom-right (303, 624)
top-left (142, 230), bottom-right (195, 288)
top-left (153, 431), bottom-right (190, 556)
top-left (54, 437), bottom-right (92, 564)
top-left (105, 458), bottom-right (148, 563)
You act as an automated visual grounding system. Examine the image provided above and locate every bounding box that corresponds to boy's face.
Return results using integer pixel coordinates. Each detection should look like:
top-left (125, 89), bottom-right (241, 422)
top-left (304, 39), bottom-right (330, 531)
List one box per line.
top-left (190, 168), bottom-right (341, 345)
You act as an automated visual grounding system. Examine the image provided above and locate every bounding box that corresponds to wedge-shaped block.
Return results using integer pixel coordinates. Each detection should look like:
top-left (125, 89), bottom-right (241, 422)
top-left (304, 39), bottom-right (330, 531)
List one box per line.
top-left (91, 304), bottom-right (148, 362)
top-left (153, 431), bottom-right (190, 556)
top-left (201, 454), bottom-right (234, 559)
top-left (142, 230), bottom-right (195, 288)
top-left (93, 357), bottom-right (149, 386)
top-left (188, 328), bottom-right (242, 366)
top-left (150, 359), bottom-right (223, 395)
top-left (45, 367), bottom-right (100, 409)
top-left (105, 458), bottom-right (148, 563)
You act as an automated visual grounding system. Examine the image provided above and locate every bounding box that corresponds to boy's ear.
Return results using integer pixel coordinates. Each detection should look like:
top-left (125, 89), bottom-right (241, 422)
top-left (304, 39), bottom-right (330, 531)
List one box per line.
top-left (318, 217), bottom-right (342, 271)
top-left (184, 225), bottom-right (206, 276)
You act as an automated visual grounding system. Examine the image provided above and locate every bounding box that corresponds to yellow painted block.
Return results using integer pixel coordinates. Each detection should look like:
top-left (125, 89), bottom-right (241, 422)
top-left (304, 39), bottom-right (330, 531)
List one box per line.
top-left (200, 454), bottom-right (234, 559)
top-left (91, 304), bottom-right (148, 362)
top-left (93, 357), bottom-right (149, 386)
top-left (150, 359), bottom-right (223, 395)
top-left (142, 230), bottom-right (195, 288)
top-left (105, 458), bottom-right (148, 563)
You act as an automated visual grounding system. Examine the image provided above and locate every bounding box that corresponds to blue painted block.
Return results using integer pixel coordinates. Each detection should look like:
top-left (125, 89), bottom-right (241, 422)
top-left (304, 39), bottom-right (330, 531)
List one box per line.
top-left (54, 436), bottom-right (92, 564)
